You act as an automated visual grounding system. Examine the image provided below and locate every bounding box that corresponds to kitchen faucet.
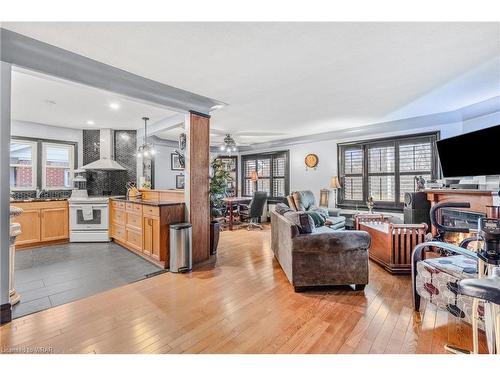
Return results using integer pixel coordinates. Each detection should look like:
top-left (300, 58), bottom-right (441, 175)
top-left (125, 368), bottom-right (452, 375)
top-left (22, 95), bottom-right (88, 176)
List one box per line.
top-left (36, 187), bottom-right (47, 199)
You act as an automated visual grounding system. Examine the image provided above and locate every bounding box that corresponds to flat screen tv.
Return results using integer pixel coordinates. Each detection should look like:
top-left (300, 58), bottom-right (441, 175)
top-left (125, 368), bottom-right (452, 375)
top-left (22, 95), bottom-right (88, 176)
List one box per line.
top-left (436, 124), bottom-right (500, 178)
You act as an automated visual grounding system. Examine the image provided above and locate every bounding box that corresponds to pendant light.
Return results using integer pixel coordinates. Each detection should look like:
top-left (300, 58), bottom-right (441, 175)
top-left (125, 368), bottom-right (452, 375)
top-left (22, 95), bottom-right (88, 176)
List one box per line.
top-left (136, 117), bottom-right (156, 158)
top-left (219, 134), bottom-right (237, 153)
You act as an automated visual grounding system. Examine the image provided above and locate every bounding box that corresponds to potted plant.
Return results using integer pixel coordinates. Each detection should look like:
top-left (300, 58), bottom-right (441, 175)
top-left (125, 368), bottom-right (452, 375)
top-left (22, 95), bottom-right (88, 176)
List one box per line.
top-left (209, 158), bottom-right (233, 255)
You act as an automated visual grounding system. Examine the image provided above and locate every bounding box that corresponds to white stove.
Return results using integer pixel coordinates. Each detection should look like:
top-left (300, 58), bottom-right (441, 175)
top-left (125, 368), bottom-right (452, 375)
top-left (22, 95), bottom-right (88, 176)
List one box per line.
top-left (68, 196), bottom-right (111, 242)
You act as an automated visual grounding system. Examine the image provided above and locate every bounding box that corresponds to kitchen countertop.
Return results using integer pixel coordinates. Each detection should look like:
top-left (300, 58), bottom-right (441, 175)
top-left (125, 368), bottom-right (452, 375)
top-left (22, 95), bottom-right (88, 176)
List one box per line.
top-left (10, 198), bottom-right (68, 203)
top-left (111, 197), bottom-right (185, 207)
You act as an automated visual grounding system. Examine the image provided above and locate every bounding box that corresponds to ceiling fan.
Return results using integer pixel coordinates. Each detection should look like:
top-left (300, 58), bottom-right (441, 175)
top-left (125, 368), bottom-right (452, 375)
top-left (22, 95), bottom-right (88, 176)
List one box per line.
top-left (210, 128), bottom-right (286, 146)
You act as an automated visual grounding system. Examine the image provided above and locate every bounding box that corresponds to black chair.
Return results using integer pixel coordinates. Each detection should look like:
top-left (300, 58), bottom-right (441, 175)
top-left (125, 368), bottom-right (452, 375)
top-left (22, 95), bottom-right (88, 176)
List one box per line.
top-left (458, 267), bottom-right (500, 354)
top-left (239, 191), bottom-right (268, 230)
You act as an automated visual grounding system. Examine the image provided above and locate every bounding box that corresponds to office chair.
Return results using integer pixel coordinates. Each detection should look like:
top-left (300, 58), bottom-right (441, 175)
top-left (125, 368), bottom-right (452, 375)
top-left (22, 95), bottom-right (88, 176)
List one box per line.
top-left (239, 191), bottom-right (268, 230)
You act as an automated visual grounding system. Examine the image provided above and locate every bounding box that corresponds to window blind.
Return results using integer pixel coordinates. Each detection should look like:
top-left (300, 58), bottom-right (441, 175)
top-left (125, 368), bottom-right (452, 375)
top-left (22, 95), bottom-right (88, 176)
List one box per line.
top-left (241, 151), bottom-right (289, 198)
top-left (338, 133), bottom-right (438, 210)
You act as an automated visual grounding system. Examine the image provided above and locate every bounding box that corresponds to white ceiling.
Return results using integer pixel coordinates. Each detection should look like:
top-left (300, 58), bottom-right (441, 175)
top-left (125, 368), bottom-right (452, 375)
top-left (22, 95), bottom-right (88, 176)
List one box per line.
top-left (11, 68), bottom-right (178, 130)
top-left (4, 23), bottom-right (500, 142)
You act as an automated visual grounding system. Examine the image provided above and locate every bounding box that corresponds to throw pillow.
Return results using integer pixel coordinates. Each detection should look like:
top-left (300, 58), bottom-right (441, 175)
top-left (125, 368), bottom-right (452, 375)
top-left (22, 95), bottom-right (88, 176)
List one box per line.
top-left (310, 206), bottom-right (329, 220)
top-left (306, 211), bottom-right (326, 227)
top-left (275, 203), bottom-right (293, 215)
top-left (283, 211), bottom-right (315, 234)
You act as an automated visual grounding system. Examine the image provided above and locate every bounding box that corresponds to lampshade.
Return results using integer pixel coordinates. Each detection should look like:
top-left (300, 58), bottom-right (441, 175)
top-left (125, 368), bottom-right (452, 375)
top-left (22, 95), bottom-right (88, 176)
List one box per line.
top-left (250, 171), bottom-right (258, 182)
top-left (330, 176), bottom-right (341, 189)
top-left (319, 189), bottom-right (330, 207)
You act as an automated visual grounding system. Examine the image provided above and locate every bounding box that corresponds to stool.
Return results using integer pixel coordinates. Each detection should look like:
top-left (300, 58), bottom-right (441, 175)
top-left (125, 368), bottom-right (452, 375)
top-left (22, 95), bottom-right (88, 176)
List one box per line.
top-left (458, 267), bottom-right (500, 354)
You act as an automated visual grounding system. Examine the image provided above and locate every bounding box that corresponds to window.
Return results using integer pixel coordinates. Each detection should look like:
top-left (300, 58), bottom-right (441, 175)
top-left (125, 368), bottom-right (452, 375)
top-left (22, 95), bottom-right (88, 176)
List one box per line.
top-left (10, 137), bottom-right (77, 191)
top-left (10, 140), bottom-right (37, 190)
top-left (342, 147), bottom-right (363, 201)
top-left (241, 151), bottom-right (289, 198)
top-left (42, 143), bottom-right (74, 189)
top-left (338, 133), bottom-right (438, 210)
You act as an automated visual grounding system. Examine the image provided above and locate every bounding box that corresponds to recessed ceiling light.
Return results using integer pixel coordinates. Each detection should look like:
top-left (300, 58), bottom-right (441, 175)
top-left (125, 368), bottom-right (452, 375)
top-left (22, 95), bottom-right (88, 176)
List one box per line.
top-left (109, 102), bottom-right (120, 110)
top-left (87, 120), bottom-right (95, 126)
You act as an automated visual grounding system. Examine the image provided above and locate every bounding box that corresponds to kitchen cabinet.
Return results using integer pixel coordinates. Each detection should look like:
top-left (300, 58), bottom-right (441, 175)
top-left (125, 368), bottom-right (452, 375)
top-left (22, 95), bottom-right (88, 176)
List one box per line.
top-left (143, 215), bottom-right (160, 260)
top-left (10, 200), bottom-right (69, 249)
top-left (13, 208), bottom-right (41, 246)
top-left (41, 207), bottom-right (69, 242)
top-left (109, 198), bottom-right (185, 268)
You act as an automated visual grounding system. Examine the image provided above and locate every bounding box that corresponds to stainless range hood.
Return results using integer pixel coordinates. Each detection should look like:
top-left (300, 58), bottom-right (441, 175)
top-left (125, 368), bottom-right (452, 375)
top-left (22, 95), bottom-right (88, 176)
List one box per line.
top-left (81, 129), bottom-right (127, 171)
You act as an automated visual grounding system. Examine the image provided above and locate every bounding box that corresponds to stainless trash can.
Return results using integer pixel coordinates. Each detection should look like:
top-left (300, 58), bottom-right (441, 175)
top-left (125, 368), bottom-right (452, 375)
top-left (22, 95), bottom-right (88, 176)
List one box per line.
top-left (169, 223), bottom-right (192, 273)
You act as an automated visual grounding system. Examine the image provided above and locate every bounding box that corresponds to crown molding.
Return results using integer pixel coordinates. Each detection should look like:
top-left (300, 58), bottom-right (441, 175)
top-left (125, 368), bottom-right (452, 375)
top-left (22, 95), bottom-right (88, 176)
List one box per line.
top-left (238, 96), bottom-right (500, 152)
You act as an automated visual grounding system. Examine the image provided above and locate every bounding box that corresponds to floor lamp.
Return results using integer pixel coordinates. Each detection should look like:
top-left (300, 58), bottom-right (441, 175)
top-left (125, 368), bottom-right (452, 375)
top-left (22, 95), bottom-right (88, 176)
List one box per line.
top-left (330, 176), bottom-right (341, 208)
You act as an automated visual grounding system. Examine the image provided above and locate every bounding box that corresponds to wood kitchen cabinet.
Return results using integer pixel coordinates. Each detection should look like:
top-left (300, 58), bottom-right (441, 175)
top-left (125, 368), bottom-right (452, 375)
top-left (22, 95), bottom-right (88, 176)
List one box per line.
top-left (13, 208), bottom-right (41, 246)
top-left (143, 215), bottom-right (160, 260)
top-left (10, 200), bottom-right (69, 249)
top-left (41, 207), bottom-right (69, 242)
top-left (109, 198), bottom-right (185, 268)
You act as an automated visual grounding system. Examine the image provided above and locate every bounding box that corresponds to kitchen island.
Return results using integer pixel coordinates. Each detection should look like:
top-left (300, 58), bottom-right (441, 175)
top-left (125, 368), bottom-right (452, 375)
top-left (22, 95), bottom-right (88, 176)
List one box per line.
top-left (109, 197), bottom-right (185, 268)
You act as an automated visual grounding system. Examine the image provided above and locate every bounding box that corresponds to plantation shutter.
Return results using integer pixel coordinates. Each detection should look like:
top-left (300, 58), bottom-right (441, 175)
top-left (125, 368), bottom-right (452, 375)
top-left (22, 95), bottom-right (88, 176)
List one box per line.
top-left (367, 143), bottom-right (396, 202)
top-left (398, 139), bottom-right (433, 200)
top-left (341, 147), bottom-right (363, 201)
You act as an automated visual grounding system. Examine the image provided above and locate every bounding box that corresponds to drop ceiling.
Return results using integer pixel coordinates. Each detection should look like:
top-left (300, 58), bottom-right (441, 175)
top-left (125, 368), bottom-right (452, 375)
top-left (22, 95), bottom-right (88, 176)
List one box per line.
top-left (11, 67), bottom-right (178, 130)
top-left (4, 23), bottom-right (500, 143)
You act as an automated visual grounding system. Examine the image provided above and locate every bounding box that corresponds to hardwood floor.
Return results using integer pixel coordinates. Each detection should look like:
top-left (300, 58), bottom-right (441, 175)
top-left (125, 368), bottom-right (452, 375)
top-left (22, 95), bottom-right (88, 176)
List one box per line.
top-left (0, 226), bottom-right (487, 354)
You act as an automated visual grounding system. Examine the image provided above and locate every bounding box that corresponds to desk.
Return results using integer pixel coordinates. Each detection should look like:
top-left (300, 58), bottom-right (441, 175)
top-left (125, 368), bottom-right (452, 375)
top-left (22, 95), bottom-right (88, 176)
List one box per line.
top-left (223, 197), bottom-right (251, 231)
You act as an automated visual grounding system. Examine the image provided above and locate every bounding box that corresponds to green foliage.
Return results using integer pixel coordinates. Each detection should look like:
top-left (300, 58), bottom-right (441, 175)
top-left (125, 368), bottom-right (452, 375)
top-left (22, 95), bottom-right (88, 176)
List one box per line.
top-left (210, 158), bottom-right (233, 218)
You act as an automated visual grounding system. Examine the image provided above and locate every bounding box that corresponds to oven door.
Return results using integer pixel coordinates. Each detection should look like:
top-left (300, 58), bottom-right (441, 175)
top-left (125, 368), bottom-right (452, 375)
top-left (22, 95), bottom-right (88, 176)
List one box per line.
top-left (70, 204), bottom-right (109, 230)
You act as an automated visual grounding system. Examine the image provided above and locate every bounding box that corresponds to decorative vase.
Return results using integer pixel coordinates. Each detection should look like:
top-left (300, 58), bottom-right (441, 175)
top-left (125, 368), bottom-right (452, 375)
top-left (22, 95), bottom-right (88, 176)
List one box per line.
top-left (210, 220), bottom-right (221, 255)
top-left (9, 206), bottom-right (23, 305)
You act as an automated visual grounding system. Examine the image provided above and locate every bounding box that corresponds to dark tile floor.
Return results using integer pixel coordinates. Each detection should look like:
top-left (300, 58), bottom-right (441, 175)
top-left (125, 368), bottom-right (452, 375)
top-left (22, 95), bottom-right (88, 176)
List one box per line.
top-left (13, 242), bottom-right (163, 318)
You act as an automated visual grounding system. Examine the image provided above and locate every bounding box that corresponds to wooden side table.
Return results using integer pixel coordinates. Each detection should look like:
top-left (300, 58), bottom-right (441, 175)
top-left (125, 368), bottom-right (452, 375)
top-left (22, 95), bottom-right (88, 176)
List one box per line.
top-left (358, 221), bottom-right (428, 274)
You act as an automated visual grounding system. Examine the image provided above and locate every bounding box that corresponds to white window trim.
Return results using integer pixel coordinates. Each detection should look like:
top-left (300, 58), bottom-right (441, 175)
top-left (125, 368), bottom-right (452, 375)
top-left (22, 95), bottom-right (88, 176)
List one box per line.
top-left (10, 139), bottom-right (37, 191)
top-left (42, 142), bottom-right (74, 190)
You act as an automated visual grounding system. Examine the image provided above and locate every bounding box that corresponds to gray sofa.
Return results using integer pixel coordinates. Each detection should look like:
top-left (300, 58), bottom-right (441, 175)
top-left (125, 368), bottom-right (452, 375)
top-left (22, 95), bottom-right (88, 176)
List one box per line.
top-left (287, 190), bottom-right (346, 230)
top-left (271, 210), bottom-right (371, 291)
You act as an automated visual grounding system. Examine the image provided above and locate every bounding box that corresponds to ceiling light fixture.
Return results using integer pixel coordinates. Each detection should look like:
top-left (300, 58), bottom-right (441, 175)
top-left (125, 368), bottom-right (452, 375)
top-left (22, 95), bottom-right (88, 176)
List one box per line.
top-left (135, 117), bottom-right (156, 158)
top-left (109, 102), bottom-right (120, 110)
top-left (219, 134), bottom-right (237, 154)
top-left (86, 120), bottom-right (95, 125)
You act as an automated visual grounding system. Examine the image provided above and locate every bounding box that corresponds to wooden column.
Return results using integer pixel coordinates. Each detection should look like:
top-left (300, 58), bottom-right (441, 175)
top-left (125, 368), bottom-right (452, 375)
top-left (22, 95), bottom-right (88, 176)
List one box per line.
top-left (187, 111), bottom-right (210, 264)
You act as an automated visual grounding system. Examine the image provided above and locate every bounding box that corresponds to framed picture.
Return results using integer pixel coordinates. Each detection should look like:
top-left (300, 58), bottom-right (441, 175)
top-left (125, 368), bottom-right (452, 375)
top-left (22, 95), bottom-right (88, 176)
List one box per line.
top-left (171, 153), bottom-right (183, 171)
top-left (176, 174), bottom-right (185, 189)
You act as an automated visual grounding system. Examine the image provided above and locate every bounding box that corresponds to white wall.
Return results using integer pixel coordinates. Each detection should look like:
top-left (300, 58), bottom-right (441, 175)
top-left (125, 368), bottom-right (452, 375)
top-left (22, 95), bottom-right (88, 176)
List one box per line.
top-left (238, 113), bottom-right (500, 203)
top-left (11, 120), bottom-right (83, 168)
top-left (153, 143), bottom-right (181, 189)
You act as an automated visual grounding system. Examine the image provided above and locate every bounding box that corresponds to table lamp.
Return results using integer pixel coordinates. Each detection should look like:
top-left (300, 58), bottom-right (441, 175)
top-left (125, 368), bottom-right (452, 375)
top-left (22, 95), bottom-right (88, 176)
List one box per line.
top-left (319, 189), bottom-right (330, 207)
top-left (330, 176), bottom-right (341, 207)
top-left (250, 170), bottom-right (258, 192)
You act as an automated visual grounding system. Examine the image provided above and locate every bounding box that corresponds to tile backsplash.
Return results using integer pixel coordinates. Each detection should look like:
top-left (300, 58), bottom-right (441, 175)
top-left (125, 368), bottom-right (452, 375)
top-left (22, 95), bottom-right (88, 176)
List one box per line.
top-left (11, 190), bottom-right (72, 200)
top-left (83, 129), bottom-right (137, 196)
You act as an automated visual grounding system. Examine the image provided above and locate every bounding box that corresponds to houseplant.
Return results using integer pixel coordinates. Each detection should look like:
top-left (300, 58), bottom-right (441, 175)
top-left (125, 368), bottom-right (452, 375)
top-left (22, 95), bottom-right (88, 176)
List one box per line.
top-left (209, 158), bottom-right (233, 254)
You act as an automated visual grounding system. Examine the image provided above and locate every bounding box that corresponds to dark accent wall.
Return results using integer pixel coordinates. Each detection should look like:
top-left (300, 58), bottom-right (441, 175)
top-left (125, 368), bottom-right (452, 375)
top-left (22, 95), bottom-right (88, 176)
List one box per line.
top-left (83, 129), bottom-right (136, 196)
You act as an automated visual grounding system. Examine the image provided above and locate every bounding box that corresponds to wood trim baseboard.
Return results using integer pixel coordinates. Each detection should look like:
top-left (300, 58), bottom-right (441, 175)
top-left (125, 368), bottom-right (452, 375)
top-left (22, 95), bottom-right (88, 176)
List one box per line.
top-left (15, 239), bottom-right (69, 250)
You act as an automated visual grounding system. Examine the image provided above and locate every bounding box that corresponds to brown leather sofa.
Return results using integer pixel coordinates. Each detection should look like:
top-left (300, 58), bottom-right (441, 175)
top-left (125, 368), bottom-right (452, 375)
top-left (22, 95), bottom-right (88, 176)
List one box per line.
top-left (271, 209), bottom-right (370, 291)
